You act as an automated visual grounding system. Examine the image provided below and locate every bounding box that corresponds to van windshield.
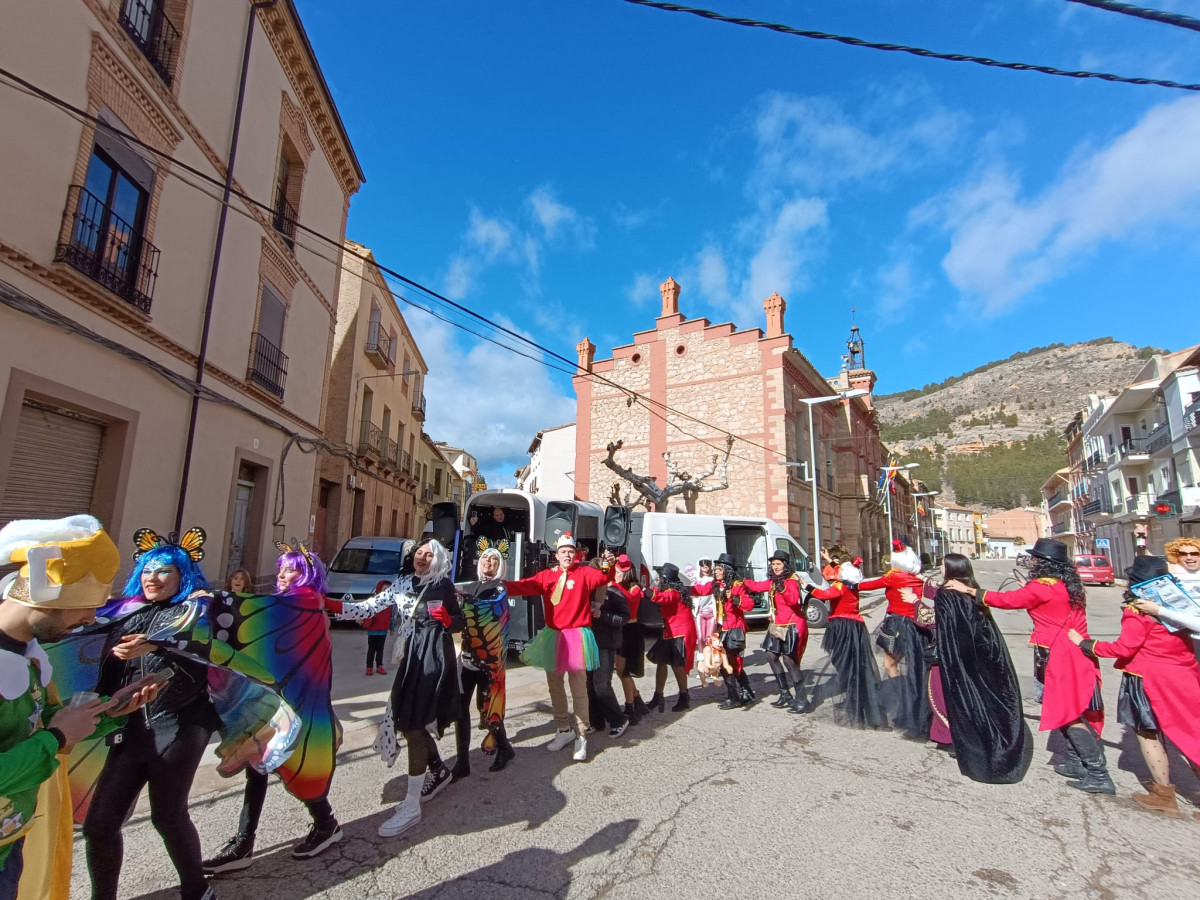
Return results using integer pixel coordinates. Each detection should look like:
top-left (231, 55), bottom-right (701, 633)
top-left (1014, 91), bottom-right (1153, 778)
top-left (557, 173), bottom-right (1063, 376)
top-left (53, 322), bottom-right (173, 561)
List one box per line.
top-left (329, 548), bottom-right (402, 575)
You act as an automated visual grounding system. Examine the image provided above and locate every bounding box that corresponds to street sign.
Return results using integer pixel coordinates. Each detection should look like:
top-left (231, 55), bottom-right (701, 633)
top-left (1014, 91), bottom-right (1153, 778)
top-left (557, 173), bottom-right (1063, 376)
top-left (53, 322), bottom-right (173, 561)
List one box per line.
top-left (1095, 538), bottom-right (1110, 548)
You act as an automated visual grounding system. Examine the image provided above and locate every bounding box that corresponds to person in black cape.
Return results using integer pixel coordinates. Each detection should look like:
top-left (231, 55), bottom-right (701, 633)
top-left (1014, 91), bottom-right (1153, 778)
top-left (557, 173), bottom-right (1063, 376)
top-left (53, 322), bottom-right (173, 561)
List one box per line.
top-left (933, 554), bottom-right (1031, 784)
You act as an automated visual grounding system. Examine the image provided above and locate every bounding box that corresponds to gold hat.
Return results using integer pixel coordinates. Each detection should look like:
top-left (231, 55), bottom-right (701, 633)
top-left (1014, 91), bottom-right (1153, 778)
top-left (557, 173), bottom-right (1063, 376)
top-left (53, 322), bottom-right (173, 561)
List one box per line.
top-left (0, 515), bottom-right (120, 609)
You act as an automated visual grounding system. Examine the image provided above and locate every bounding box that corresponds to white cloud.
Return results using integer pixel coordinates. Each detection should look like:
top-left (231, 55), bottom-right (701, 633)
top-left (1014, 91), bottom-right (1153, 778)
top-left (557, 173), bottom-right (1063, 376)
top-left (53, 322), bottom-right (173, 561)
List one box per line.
top-left (876, 248), bottom-right (931, 314)
top-left (924, 94), bottom-right (1200, 314)
top-left (466, 208), bottom-right (515, 261)
top-left (696, 245), bottom-right (732, 308)
top-left (409, 313), bottom-right (576, 489)
top-left (626, 272), bottom-right (659, 307)
top-left (742, 197), bottom-right (828, 312)
top-left (528, 185), bottom-right (596, 248)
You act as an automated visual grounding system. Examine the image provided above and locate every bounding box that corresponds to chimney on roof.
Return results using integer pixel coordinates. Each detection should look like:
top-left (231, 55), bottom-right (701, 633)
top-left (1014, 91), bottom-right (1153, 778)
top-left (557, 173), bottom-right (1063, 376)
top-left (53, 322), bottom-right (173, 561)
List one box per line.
top-left (576, 337), bottom-right (595, 373)
top-left (660, 277), bottom-right (680, 317)
top-left (764, 292), bottom-right (786, 338)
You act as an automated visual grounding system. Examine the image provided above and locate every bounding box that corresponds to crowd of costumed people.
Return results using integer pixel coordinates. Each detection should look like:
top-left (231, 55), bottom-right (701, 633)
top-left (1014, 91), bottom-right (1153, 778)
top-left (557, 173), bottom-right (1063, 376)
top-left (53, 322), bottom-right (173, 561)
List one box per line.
top-left (2, 515), bottom-right (1199, 900)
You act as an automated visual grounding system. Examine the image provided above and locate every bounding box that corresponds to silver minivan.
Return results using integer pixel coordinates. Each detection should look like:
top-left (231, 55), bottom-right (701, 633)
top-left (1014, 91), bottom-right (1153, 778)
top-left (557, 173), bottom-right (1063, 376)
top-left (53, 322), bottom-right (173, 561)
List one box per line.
top-left (325, 535), bottom-right (410, 604)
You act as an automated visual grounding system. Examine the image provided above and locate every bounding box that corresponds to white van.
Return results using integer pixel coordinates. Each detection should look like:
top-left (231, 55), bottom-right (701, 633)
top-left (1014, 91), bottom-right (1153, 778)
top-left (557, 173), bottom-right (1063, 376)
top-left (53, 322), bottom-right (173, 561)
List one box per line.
top-left (625, 512), bottom-right (826, 628)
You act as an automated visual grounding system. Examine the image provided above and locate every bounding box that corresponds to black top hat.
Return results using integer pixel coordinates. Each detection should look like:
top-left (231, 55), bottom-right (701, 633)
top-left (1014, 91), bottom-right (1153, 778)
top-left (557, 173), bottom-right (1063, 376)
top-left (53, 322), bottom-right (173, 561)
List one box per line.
top-left (714, 552), bottom-right (738, 569)
top-left (1126, 555), bottom-right (1168, 585)
top-left (768, 550), bottom-right (792, 564)
top-left (658, 563), bottom-right (681, 584)
top-left (1025, 538), bottom-right (1069, 565)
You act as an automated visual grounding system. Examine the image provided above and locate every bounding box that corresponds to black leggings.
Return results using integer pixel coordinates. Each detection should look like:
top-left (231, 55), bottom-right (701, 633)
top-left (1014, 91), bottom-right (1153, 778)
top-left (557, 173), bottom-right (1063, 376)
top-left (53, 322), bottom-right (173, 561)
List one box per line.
top-left (366, 633), bottom-right (387, 668)
top-left (83, 720), bottom-right (212, 900)
top-left (237, 769), bottom-right (336, 837)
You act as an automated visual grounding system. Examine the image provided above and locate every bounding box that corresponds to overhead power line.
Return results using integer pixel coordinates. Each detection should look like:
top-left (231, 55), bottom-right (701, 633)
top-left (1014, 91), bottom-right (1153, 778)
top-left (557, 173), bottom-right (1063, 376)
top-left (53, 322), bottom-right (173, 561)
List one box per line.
top-left (618, 0), bottom-right (1200, 92)
top-left (0, 66), bottom-right (799, 470)
top-left (1063, 0), bottom-right (1200, 33)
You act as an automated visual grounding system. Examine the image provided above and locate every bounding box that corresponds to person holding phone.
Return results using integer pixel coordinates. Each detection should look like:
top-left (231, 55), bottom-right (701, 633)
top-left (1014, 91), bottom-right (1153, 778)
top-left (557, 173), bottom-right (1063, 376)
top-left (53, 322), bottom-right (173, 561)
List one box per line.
top-left (326, 537), bottom-right (463, 840)
top-left (0, 516), bottom-right (161, 900)
top-left (1069, 556), bottom-right (1200, 819)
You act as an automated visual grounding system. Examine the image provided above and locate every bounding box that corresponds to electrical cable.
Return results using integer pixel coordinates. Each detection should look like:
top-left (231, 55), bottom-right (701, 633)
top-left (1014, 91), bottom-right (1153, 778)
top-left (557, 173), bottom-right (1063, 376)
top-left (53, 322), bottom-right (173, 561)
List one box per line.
top-left (617, 0), bottom-right (1200, 92)
top-left (1062, 0), bottom-right (1200, 33)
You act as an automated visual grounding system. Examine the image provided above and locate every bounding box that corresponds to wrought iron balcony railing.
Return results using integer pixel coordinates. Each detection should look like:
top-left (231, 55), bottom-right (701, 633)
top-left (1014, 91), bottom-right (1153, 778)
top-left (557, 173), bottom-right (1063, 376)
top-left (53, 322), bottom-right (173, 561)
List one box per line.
top-left (357, 421), bottom-right (383, 459)
top-left (1118, 437), bottom-right (1150, 458)
top-left (412, 392), bottom-right (427, 421)
top-left (1082, 496), bottom-right (1113, 517)
top-left (247, 332), bottom-right (288, 399)
top-left (56, 185), bottom-right (159, 313)
top-left (1146, 423), bottom-right (1171, 454)
top-left (364, 321), bottom-right (391, 369)
top-left (120, 0), bottom-right (180, 85)
top-left (273, 185), bottom-right (297, 249)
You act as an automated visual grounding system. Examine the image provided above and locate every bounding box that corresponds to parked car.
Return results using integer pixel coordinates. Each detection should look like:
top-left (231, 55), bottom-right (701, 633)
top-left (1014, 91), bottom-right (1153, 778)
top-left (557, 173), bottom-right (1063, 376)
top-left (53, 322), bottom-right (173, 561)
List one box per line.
top-left (1075, 554), bottom-right (1114, 586)
top-left (325, 536), bottom-right (410, 615)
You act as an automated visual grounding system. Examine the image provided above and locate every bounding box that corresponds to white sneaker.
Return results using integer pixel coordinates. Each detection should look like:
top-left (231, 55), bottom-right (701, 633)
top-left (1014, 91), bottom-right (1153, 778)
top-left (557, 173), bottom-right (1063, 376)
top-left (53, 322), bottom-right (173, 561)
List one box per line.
top-left (546, 730), bottom-right (575, 752)
top-left (608, 722), bottom-right (627, 738)
top-left (377, 800), bottom-right (421, 838)
top-left (572, 736), bottom-right (588, 761)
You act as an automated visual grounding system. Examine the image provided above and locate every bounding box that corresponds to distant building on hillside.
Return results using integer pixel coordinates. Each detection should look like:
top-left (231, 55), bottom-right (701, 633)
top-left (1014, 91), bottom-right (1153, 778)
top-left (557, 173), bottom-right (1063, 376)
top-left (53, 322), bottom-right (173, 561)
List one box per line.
top-left (935, 504), bottom-right (978, 557)
top-left (984, 507), bottom-right (1046, 548)
top-left (1041, 468), bottom-right (1081, 558)
top-left (516, 423), bottom-right (576, 497)
top-left (987, 536), bottom-right (1019, 558)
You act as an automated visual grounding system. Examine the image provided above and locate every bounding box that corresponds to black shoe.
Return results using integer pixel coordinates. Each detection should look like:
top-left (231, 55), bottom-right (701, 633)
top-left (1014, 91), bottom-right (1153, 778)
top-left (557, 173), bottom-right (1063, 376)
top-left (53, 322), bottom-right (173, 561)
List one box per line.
top-left (624, 702), bottom-right (642, 726)
top-left (1063, 725), bottom-right (1116, 795)
top-left (421, 763), bottom-right (452, 802)
top-left (203, 833), bottom-right (255, 874)
top-left (672, 691), bottom-right (690, 712)
top-left (771, 689), bottom-right (792, 708)
top-left (718, 697), bottom-right (744, 710)
top-left (488, 742), bottom-right (516, 772)
top-left (634, 695), bottom-right (650, 717)
top-left (291, 820), bottom-right (342, 859)
top-left (1053, 748), bottom-right (1086, 778)
top-left (649, 692), bottom-right (665, 713)
top-left (451, 757), bottom-right (471, 782)
top-left (787, 694), bottom-right (809, 714)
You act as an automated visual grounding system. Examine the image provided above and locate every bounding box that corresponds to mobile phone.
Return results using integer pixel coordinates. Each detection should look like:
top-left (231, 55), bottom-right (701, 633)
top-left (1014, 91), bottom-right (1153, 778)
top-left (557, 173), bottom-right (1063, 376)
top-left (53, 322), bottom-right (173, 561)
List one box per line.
top-left (108, 669), bottom-right (173, 708)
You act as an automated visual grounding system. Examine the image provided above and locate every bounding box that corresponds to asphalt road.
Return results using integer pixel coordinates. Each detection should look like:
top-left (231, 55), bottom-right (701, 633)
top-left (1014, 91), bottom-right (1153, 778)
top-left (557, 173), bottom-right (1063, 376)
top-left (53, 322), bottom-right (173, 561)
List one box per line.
top-left (68, 559), bottom-right (1200, 899)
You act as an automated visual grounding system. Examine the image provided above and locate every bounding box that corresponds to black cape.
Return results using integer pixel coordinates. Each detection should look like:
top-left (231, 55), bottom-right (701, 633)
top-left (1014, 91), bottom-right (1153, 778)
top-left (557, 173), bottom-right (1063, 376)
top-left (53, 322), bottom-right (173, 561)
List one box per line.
top-left (934, 588), bottom-right (1032, 783)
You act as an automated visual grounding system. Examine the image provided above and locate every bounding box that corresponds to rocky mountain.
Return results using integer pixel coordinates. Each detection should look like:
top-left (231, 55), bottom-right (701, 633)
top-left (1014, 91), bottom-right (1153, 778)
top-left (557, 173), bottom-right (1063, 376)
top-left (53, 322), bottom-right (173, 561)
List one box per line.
top-left (875, 338), bottom-right (1153, 458)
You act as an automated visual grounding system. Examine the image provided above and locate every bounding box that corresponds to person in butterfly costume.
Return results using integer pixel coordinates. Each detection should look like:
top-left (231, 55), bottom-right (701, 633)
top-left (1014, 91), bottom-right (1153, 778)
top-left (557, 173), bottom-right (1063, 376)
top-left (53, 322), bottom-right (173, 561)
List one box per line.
top-left (201, 541), bottom-right (343, 874)
top-left (452, 548), bottom-right (515, 779)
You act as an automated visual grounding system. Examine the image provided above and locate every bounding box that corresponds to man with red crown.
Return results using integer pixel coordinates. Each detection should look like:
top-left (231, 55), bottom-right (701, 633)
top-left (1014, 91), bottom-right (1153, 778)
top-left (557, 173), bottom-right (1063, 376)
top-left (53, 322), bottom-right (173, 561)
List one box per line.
top-left (504, 532), bottom-right (608, 762)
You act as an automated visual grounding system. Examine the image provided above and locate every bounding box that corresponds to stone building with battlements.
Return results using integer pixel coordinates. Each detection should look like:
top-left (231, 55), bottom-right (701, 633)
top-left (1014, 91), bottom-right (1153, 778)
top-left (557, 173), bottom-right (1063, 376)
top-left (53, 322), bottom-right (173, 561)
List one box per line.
top-left (572, 277), bottom-right (901, 574)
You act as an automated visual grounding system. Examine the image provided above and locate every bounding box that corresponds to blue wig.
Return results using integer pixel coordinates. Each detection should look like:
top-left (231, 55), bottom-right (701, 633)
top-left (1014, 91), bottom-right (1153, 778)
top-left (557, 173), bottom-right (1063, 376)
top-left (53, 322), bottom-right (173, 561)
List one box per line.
top-left (118, 543), bottom-right (210, 603)
top-left (277, 549), bottom-right (327, 595)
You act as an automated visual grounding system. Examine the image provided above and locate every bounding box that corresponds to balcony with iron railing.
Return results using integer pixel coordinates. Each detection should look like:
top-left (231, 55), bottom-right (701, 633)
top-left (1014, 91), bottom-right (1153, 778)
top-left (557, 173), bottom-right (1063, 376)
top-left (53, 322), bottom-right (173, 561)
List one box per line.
top-left (357, 421), bottom-right (383, 460)
top-left (1146, 422), bottom-right (1171, 454)
top-left (272, 185), bottom-right (297, 249)
top-left (364, 321), bottom-right (391, 369)
top-left (120, 0), bottom-right (180, 85)
top-left (400, 450), bottom-right (413, 477)
top-left (1083, 449), bottom-right (1104, 472)
top-left (1051, 520), bottom-right (1075, 535)
top-left (421, 485), bottom-right (434, 501)
top-left (55, 185), bottom-right (160, 313)
top-left (1118, 437), bottom-right (1150, 460)
top-left (380, 437), bottom-right (398, 470)
top-left (1184, 398), bottom-right (1200, 434)
top-left (1123, 492), bottom-right (1151, 517)
top-left (1046, 488), bottom-right (1069, 509)
top-left (247, 332), bottom-right (288, 399)
top-left (412, 392), bottom-right (426, 421)
top-left (1082, 495), bottom-right (1113, 517)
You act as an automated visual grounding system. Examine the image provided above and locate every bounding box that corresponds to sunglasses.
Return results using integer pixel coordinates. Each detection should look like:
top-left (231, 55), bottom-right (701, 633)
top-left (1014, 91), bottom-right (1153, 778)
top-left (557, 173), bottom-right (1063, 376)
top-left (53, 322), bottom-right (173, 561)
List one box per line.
top-left (1178, 551), bottom-right (1200, 558)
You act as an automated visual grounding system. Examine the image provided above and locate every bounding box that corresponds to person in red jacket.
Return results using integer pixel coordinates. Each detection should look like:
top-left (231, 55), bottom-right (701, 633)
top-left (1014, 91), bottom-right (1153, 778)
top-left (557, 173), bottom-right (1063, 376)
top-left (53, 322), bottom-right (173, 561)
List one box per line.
top-left (806, 559), bottom-right (886, 728)
top-left (860, 542), bottom-right (930, 736)
top-left (691, 553), bottom-right (757, 709)
top-left (947, 537), bottom-right (1111, 794)
top-left (1070, 556), bottom-right (1200, 818)
top-left (645, 563), bottom-right (698, 712)
top-left (613, 556), bottom-right (650, 724)
top-left (361, 583), bottom-right (393, 676)
top-left (504, 532), bottom-right (608, 762)
top-left (744, 551), bottom-right (809, 713)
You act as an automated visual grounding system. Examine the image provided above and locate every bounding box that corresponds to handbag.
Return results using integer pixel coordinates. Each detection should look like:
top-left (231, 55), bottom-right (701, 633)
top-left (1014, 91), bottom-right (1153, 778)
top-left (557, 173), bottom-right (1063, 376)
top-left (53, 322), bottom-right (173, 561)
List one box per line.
top-left (721, 627), bottom-right (746, 653)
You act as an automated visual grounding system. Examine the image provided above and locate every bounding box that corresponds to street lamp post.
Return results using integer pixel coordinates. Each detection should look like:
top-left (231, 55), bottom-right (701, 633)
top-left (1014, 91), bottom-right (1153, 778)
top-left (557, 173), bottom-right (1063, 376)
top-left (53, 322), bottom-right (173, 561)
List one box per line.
top-left (880, 462), bottom-right (919, 556)
top-left (911, 490), bottom-right (940, 564)
top-left (779, 388), bottom-right (867, 560)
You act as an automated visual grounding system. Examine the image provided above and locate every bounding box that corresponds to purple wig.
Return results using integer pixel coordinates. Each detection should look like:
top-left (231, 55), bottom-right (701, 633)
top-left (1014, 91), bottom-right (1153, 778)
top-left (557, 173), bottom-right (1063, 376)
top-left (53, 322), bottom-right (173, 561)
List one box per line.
top-left (276, 549), bottom-right (327, 595)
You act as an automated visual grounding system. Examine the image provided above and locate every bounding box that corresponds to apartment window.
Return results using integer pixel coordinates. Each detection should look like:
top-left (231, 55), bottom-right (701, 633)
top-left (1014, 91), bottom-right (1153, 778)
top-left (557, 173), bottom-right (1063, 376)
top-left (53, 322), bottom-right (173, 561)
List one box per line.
top-left (390, 509), bottom-right (398, 536)
top-left (434, 468), bottom-right (443, 493)
top-left (388, 328), bottom-right (398, 365)
top-left (119, 0), bottom-right (181, 84)
top-left (1159, 466), bottom-right (1171, 490)
top-left (402, 353), bottom-right (411, 394)
top-left (57, 140), bottom-right (159, 313)
top-left (273, 141), bottom-right (302, 249)
top-left (248, 282), bottom-right (288, 399)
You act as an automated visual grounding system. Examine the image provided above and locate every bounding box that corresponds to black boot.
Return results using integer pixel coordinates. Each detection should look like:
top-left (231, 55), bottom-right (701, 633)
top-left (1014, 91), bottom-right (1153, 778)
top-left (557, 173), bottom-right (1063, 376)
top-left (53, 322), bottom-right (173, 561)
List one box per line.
top-left (1064, 725), bottom-right (1115, 795)
top-left (1052, 743), bottom-right (1086, 778)
top-left (624, 702), bottom-right (642, 726)
top-left (634, 694), bottom-right (650, 718)
top-left (203, 832), bottom-right (255, 875)
top-left (649, 692), bottom-right (666, 712)
top-left (737, 671), bottom-right (756, 703)
top-left (672, 690), bottom-right (690, 712)
top-left (452, 718), bottom-right (471, 781)
top-left (771, 673), bottom-right (792, 708)
top-left (788, 680), bottom-right (809, 714)
top-left (718, 676), bottom-right (744, 710)
top-left (487, 722), bottom-right (516, 772)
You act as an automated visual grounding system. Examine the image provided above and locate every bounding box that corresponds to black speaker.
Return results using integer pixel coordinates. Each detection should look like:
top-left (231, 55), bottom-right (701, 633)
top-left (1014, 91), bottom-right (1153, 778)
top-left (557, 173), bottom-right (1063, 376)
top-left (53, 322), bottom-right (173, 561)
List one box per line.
top-left (430, 502), bottom-right (459, 547)
top-left (602, 505), bottom-right (630, 550)
top-left (543, 501), bottom-right (576, 547)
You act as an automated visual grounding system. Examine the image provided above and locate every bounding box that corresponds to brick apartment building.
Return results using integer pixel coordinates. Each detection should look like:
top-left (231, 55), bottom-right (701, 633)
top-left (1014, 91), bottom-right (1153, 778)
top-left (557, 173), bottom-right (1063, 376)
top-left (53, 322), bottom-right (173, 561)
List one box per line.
top-left (571, 277), bottom-right (905, 574)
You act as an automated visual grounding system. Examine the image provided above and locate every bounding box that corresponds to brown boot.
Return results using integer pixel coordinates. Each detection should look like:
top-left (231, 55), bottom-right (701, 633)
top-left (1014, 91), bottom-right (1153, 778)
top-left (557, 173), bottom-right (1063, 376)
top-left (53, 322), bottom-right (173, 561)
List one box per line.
top-left (1132, 782), bottom-right (1180, 818)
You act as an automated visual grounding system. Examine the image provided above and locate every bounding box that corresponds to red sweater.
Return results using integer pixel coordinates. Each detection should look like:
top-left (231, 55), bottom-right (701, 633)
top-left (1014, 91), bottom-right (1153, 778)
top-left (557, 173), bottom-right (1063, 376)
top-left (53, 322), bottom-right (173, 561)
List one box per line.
top-left (505, 564), bottom-right (608, 630)
top-left (859, 571), bottom-right (923, 618)
top-left (810, 581), bottom-right (862, 622)
top-left (742, 576), bottom-right (805, 626)
top-left (616, 583), bottom-right (643, 623)
top-left (690, 580), bottom-right (755, 631)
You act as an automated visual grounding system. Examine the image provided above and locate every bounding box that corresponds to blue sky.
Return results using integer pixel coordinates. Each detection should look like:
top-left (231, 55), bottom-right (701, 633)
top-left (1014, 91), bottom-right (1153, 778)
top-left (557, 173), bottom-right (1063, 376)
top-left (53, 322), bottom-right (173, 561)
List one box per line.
top-left (294, 0), bottom-right (1200, 487)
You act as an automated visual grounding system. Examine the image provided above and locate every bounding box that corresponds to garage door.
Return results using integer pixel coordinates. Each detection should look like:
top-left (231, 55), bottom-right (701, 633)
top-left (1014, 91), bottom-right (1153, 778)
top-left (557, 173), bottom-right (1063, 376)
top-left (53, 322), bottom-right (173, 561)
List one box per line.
top-left (0, 399), bottom-right (105, 530)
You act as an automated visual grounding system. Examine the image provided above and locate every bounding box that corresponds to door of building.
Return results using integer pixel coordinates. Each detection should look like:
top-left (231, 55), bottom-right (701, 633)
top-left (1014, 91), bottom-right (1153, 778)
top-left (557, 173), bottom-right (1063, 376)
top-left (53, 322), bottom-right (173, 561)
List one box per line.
top-left (0, 400), bottom-right (105, 530)
top-left (228, 480), bottom-right (254, 575)
top-left (351, 489), bottom-right (365, 538)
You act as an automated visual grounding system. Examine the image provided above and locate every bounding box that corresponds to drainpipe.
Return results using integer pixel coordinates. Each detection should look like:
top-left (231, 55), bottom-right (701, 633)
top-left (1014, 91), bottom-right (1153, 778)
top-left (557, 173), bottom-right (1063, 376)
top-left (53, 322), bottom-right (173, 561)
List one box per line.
top-left (174, 0), bottom-right (280, 533)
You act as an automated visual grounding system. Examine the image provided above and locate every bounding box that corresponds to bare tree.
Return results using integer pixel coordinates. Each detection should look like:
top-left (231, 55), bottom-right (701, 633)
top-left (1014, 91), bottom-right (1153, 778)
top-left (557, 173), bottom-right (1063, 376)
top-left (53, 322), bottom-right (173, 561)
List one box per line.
top-left (602, 435), bottom-right (734, 513)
